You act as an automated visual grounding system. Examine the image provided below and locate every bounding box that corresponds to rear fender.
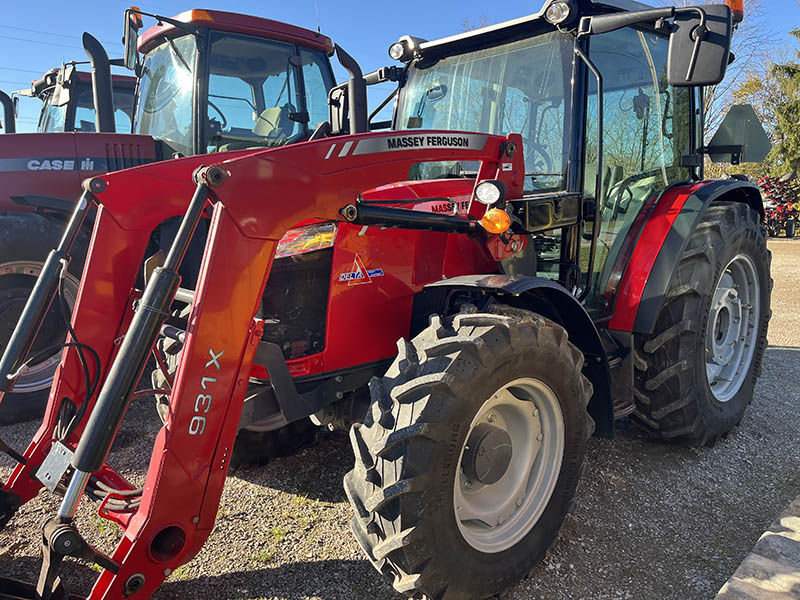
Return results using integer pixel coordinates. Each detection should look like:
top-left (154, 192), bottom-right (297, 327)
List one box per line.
top-left (415, 275), bottom-right (614, 437)
top-left (610, 179), bottom-right (763, 334)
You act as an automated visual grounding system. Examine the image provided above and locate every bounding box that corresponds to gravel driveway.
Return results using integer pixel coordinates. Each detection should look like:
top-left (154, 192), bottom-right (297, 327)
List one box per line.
top-left (1, 239), bottom-right (799, 600)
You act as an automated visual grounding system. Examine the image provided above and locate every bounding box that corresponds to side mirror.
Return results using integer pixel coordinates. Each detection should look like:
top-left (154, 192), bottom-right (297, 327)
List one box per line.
top-left (328, 85), bottom-right (348, 136)
top-left (50, 65), bottom-right (74, 107)
top-left (667, 4), bottom-right (732, 87)
top-left (123, 7), bottom-right (144, 71)
top-left (706, 104), bottom-right (772, 164)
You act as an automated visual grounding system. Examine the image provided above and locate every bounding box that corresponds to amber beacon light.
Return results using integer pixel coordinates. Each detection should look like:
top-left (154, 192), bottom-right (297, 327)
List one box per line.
top-left (724, 0), bottom-right (744, 24)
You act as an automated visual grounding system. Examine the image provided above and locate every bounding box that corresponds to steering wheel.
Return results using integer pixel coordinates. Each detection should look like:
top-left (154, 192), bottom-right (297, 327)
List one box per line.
top-left (207, 100), bottom-right (227, 130)
top-left (525, 141), bottom-right (553, 174)
top-left (606, 167), bottom-right (668, 217)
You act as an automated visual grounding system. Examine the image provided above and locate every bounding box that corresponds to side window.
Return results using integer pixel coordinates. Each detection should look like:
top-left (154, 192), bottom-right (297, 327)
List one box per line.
top-left (39, 91), bottom-right (67, 133)
top-left (208, 74), bottom-right (257, 133)
top-left (207, 32), bottom-right (305, 152)
top-left (299, 49), bottom-right (333, 131)
top-left (112, 88), bottom-right (134, 133)
top-left (582, 27), bottom-right (691, 311)
top-left (73, 87), bottom-right (97, 132)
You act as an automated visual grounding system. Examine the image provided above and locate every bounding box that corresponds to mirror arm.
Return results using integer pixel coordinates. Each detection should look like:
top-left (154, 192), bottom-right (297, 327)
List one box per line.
top-left (135, 10), bottom-right (200, 36)
top-left (578, 5), bottom-right (706, 39)
top-left (369, 88), bottom-right (398, 124)
top-left (578, 7), bottom-right (674, 37)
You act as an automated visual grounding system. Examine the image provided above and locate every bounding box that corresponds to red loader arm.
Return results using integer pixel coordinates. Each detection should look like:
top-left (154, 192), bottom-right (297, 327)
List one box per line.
top-left (0, 130), bottom-right (524, 599)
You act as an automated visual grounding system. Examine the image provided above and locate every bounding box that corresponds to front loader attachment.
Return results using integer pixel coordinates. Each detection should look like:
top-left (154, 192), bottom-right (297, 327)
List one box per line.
top-left (0, 130), bottom-right (523, 598)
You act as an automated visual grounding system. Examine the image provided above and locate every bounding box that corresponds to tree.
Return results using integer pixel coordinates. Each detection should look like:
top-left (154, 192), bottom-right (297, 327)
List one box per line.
top-left (769, 27), bottom-right (800, 174)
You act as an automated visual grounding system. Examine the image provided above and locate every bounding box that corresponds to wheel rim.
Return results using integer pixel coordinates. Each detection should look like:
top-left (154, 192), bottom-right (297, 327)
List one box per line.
top-left (705, 253), bottom-right (760, 402)
top-left (0, 261), bottom-right (79, 393)
top-left (453, 377), bottom-right (565, 553)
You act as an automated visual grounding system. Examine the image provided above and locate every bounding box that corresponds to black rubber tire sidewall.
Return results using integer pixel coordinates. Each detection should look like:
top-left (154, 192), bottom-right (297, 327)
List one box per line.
top-left (0, 213), bottom-right (88, 423)
top-left (421, 346), bottom-right (586, 591)
top-left (690, 207), bottom-right (770, 436)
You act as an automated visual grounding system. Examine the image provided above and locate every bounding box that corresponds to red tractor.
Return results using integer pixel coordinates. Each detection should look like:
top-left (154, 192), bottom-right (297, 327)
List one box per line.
top-left (0, 1), bottom-right (771, 599)
top-left (7, 64), bottom-right (136, 135)
top-left (0, 9), bottom-right (338, 424)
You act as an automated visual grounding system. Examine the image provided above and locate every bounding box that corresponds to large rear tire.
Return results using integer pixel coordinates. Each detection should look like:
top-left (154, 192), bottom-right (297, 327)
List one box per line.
top-left (344, 309), bottom-right (593, 600)
top-left (632, 202), bottom-right (771, 445)
top-left (0, 214), bottom-right (86, 424)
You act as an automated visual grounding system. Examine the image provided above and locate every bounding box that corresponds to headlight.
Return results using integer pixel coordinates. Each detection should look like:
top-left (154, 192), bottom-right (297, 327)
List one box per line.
top-left (275, 222), bottom-right (337, 259)
top-left (474, 180), bottom-right (507, 205)
top-left (544, 0), bottom-right (575, 25)
top-left (389, 42), bottom-right (407, 61)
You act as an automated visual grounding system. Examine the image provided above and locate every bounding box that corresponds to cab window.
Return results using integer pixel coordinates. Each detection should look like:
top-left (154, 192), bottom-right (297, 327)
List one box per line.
top-left (582, 26), bottom-right (692, 312)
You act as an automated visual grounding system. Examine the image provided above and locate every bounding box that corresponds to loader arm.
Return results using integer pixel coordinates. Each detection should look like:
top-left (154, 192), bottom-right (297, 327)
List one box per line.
top-left (0, 130), bottom-right (523, 599)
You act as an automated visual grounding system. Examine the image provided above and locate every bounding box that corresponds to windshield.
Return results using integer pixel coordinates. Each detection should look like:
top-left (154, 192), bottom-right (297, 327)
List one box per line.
top-left (205, 31), bottom-right (334, 153)
top-left (396, 31), bottom-right (574, 192)
top-left (134, 34), bottom-right (197, 156)
top-left (39, 82), bottom-right (134, 133)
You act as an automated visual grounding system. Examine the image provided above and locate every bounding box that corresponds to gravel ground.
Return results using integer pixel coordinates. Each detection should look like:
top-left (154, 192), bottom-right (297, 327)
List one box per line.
top-left (1, 239), bottom-right (799, 600)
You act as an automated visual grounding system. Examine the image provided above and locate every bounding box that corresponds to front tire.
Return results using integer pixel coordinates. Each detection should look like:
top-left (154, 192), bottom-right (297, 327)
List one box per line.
top-left (0, 214), bottom-right (86, 424)
top-left (632, 202), bottom-right (771, 445)
top-left (344, 309), bottom-right (593, 599)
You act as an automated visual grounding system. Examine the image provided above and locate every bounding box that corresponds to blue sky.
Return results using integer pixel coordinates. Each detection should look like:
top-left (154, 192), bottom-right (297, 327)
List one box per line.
top-left (2, 0), bottom-right (798, 132)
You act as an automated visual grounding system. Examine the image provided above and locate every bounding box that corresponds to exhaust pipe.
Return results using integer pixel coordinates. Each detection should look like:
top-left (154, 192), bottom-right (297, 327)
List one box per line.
top-left (0, 91), bottom-right (15, 134)
top-left (334, 44), bottom-right (368, 135)
top-left (82, 32), bottom-right (115, 133)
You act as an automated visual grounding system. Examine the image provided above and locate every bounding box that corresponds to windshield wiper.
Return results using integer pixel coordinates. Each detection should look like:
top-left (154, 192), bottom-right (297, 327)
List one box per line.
top-left (167, 38), bottom-right (192, 72)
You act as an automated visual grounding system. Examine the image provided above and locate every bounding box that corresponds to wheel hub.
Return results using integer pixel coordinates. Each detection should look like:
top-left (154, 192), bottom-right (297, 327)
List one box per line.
top-left (461, 424), bottom-right (513, 485)
top-left (453, 378), bottom-right (564, 553)
top-left (705, 254), bottom-right (760, 402)
top-left (0, 261), bottom-right (79, 393)
top-left (707, 286), bottom-right (741, 366)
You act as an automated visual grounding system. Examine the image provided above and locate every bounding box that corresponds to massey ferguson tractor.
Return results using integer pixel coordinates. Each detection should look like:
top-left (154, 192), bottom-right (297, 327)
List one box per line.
top-left (0, 0), bottom-right (771, 599)
top-left (0, 8), bottom-right (338, 425)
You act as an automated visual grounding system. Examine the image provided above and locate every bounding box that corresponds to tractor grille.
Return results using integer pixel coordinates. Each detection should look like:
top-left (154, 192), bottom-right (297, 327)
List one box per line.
top-left (105, 142), bottom-right (148, 171)
top-left (258, 248), bottom-right (333, 360)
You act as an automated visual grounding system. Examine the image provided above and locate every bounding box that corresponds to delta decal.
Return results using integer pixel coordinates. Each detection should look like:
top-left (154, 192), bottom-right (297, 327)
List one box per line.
top-left (339, 254), bottom-right (384, 286)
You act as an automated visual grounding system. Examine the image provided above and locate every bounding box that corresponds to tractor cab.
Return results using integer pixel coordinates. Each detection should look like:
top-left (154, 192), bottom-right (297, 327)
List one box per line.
top-left (381, 0), bottom-right (762, 317)
top-left (128, 9), bottom-right (335, 158)
top-left (15, 65), bottom-right (136, 134)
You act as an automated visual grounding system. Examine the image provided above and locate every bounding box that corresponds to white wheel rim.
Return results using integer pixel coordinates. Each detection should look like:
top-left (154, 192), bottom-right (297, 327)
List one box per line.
top-left (0, 260), bottom-right (79, 393)
top-left (453, 377), bottom-right (565, 553)
top-left (705, 253), bottom-right (760, 402)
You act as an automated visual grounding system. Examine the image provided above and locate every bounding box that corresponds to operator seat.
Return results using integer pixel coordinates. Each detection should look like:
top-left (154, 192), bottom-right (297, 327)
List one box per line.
top-left (218, 103), bottom-right (296, 151)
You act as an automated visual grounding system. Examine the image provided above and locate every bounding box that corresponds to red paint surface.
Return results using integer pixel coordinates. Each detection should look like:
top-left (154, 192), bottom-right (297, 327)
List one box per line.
top-left (1, 130), bottom-right (518, 597)
top-left (608, 181), bottom-right (705, 331)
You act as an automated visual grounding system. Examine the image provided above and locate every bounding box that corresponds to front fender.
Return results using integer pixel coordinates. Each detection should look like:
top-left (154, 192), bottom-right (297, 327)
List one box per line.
top-left (416, 274), bottom-right (614, 437)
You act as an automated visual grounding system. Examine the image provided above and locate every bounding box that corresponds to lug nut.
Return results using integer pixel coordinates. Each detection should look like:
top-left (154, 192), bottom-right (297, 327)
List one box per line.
top-left (537, 433), bottom-right (543, 441)
top-left (465, 480), bottom-right (473, 489)
top-left (533, 408), bottom-right (539, 417)
top-left (487, 413), bottom-right (496, 423)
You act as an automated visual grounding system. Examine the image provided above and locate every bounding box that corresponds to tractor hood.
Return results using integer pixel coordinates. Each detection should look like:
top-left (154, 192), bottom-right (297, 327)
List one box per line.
top-left (84, 129), bottom-right (523, 240)
top-left (0, 132), bottom-right (156, 213)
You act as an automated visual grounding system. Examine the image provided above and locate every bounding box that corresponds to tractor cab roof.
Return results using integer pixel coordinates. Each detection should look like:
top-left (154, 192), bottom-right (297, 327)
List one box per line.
top-left (21, 68), bottom-right (135, 101)
top-left (412, 0), bottom-right (651, 56)
top-left (138, 9), bottom-right (334, 55)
